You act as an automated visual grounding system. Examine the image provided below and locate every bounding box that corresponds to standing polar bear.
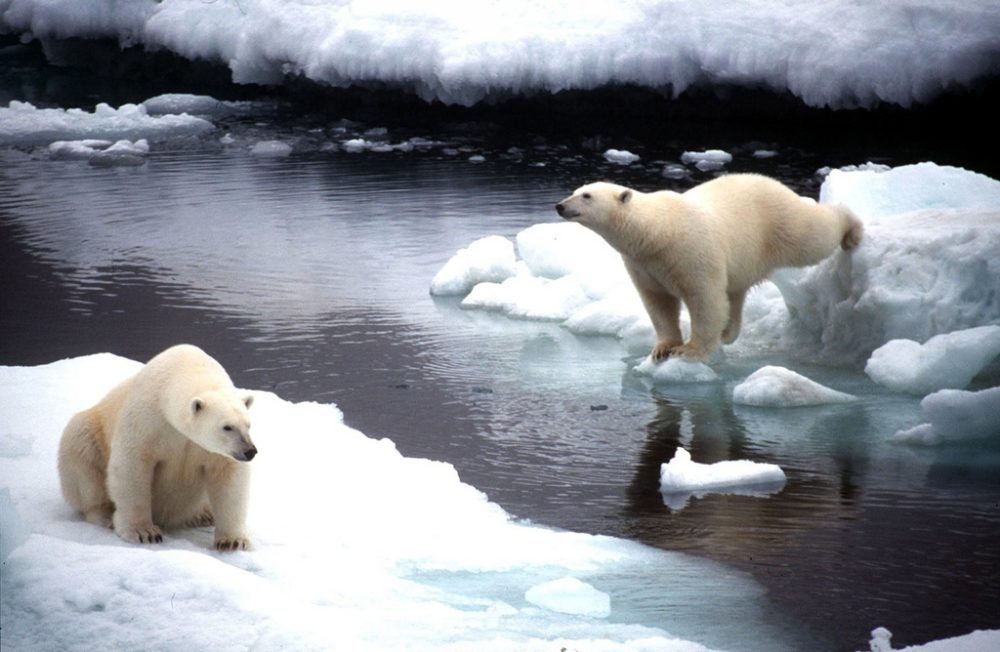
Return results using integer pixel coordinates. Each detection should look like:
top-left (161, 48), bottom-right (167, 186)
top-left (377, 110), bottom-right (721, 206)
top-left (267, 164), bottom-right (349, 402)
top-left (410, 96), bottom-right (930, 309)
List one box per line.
top-left (58, 344), bottom-right (257, 551)
top-left (556, 174), bottom-right (863, 361)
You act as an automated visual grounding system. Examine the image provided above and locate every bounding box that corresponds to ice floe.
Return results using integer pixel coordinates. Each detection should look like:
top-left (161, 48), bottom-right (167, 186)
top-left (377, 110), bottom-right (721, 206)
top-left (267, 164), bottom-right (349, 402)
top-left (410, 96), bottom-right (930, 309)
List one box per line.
top-left (658, 448), bottom-right (787, 511)
top-left (733, 366), bottom-right (856, 407)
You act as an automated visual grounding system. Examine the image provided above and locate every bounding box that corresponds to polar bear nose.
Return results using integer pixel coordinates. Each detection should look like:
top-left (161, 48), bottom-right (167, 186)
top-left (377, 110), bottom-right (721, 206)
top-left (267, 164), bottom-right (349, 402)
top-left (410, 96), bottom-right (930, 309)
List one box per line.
top-left (555, 202), bottom-right (566, 216)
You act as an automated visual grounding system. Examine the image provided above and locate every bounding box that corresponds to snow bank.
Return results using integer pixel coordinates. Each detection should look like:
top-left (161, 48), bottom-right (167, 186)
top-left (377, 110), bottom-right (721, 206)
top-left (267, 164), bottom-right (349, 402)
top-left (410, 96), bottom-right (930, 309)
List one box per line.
top-left (865, 326), bottom-right (1000, 395)
top-left (2, 1), bottom-right (998, 109)
top-left (0, 100), bottom-right (213, 146)
top-left (733, 366), bottom-right (856, 407)
top-left (659, 448), bottom-right (786, 511)
top-left (891, 386), bottom-right (1000, 446)
top-left (0, 353), bottom-right (738, 652)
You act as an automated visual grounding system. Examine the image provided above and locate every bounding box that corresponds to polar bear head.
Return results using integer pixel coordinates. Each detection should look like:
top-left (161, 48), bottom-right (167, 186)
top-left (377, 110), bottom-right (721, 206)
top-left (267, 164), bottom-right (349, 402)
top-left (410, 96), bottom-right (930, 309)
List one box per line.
top-left (187, 390), bottom-right (257, 462)
top-left (555, 182), bottom-right (633, 232)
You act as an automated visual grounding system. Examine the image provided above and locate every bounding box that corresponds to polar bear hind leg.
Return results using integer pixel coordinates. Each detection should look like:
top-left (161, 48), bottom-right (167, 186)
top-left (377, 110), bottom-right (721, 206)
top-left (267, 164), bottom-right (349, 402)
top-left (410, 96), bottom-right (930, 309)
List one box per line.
top-left (58, 410), bottom-right (114, 528)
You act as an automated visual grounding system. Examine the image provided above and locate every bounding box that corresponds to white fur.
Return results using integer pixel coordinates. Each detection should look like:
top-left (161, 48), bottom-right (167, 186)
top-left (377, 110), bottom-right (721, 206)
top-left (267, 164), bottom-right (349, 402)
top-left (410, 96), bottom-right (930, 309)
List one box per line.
top-left (556, 174), bottom-right (863, 360)
top-left (58, 344), bottom-right (256, 551)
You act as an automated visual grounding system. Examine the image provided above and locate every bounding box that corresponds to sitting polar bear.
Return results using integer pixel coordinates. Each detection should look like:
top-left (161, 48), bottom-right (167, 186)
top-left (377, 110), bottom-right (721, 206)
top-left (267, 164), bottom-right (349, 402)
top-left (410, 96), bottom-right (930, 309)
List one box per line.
top-left (556, 174), bottom-right (863, 360)
top-left (58, 344), bottom-right (257, 551)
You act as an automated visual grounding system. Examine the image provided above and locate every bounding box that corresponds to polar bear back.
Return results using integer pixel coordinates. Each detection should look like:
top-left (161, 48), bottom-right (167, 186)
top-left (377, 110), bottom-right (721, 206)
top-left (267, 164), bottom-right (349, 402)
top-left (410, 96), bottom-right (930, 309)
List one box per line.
top-left (680, 173), bottom-right (848, 291)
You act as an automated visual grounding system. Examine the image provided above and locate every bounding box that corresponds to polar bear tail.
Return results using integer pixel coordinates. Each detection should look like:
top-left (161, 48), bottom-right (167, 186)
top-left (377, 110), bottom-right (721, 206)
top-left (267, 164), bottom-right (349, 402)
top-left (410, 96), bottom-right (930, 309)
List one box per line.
top-left (837, 205), bottom-right (864, 251)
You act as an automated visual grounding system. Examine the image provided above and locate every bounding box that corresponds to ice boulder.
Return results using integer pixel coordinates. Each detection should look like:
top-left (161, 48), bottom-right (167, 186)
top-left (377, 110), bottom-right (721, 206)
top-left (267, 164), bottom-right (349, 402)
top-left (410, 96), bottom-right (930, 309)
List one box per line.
top-left (733, 366), bottom-right (856, 407)
top-left (773, 163), bottom-right (1000, 365)
top-left (865, 326), bottom-right (1000, 395)
top-left (524, 577), bottom-right (611, 618)
top-left (429, 235), bottom-right (517, 296)
top-left (635, 356), bottom-right (718, 384)
top-left (891, 386), bottom-right (1000, 445)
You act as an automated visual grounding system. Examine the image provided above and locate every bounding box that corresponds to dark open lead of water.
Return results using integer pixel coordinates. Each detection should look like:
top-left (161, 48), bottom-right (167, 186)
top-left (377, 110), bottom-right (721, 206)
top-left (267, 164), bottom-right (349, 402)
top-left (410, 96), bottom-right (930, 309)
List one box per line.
top-left (2, 104), bottom-right (999, 651)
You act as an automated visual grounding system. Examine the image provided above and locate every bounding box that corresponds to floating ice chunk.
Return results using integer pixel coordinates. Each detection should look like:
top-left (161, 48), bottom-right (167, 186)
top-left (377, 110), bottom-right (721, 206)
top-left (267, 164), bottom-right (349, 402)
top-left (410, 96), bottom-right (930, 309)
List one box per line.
top-left (659, 448), bottom-right (787, 510)
top-left (635, 357), bottom-right (718, 384)
top-left (49, 138), bottom-right (149, 166)
top-left (89, 138), bottom-right (150, 167)
top-left (0, 100), bottom-right (214, 146)
top-left (429, 235), bottom-right (517, 296)
top-left (524, 577), bottom-right (611, 618)
top-left (681, 149), bottom-right (732, 171)
top-left (250, 140), bottom-right (293, 157)
top-left (733, 366), bottom-right (856, 407)
top-left (141, 94), bottom-right (258, 117)
top-left (467, 154), bottom-right (486, 163)
top-left (891, 386), bottom-right (1000, 445)
top-left (661, 163), bottom-right (689, 179)
top-left (752, 150), bottom-right (778, 159)
top-left (603, 149), bottom-right (639, 165)
top-left (865, 326), bottom-right (1000, 395)
top-left (462, 275), bottom-right (590, 321)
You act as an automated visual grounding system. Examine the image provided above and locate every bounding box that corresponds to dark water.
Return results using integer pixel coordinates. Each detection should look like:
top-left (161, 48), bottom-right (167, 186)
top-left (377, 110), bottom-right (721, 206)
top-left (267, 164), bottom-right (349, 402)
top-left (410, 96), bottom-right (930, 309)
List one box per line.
top-left (2, 55), bottom-right (1000, 650)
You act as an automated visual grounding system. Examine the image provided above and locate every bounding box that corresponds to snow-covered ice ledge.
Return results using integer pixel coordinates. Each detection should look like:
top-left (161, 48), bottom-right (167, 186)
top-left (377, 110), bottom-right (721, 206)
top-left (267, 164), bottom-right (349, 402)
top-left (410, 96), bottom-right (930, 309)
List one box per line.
top-left (1, 1), bottom-right (998, 109)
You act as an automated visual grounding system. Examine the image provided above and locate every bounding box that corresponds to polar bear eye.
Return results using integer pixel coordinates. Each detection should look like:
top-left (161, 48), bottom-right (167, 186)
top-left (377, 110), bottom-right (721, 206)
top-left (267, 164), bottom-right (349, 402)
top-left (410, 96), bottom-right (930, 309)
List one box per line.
top-left (223, 425), bottom-right (233, 432)
top-left (582, 192), bottom-right (592, 200)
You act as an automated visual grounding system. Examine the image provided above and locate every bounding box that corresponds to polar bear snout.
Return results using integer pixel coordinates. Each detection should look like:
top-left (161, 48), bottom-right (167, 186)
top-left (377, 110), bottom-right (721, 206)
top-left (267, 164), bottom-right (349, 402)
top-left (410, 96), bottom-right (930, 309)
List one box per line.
top-left (233, 443), bottom-right (257, 462)
top-left (555, 201), bottom-right (579, 219)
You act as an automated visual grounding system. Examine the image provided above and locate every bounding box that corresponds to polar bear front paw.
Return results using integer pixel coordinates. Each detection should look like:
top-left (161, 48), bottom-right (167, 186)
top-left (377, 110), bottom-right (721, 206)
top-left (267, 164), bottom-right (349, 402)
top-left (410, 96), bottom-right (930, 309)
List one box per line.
top-left (215, 536), bottom-right (252, 552)
top-left (116, 523), bottom-right (164, 544)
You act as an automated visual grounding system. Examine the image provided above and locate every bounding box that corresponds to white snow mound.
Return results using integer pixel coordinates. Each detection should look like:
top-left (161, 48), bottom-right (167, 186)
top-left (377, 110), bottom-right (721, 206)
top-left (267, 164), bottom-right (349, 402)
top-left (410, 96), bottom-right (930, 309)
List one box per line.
top-left (733, 366), bottom-right (856, 407)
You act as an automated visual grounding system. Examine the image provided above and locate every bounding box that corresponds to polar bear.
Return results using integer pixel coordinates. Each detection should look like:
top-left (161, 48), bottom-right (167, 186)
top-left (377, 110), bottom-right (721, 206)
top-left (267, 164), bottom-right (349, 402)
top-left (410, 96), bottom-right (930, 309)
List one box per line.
top-left (58, 344), bottom-right (257, 551)
top-left (555, 174), bottom-right (863, 360)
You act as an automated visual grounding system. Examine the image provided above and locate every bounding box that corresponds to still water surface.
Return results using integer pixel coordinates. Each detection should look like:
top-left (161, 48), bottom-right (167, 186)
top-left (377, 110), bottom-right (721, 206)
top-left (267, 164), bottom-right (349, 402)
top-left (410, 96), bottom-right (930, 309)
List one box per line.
top-left (2, 112), bottom-right (999, 650)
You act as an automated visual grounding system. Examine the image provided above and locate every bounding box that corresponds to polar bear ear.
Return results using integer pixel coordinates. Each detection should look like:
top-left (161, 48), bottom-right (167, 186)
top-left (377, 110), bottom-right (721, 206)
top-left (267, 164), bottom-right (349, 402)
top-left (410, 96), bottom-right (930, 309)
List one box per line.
top-left (191, 398), bottom-right (204, 415)
top-left (243, 394), bottom-right (254, 409)
top-left (618, 189), bottom-right (633, 204)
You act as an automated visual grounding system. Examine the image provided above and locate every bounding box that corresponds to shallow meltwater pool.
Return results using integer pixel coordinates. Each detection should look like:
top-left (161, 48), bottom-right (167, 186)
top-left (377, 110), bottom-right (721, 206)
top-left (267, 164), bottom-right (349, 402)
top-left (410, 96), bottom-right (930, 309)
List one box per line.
top-left (2, 114), bottom-right (999, 651)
